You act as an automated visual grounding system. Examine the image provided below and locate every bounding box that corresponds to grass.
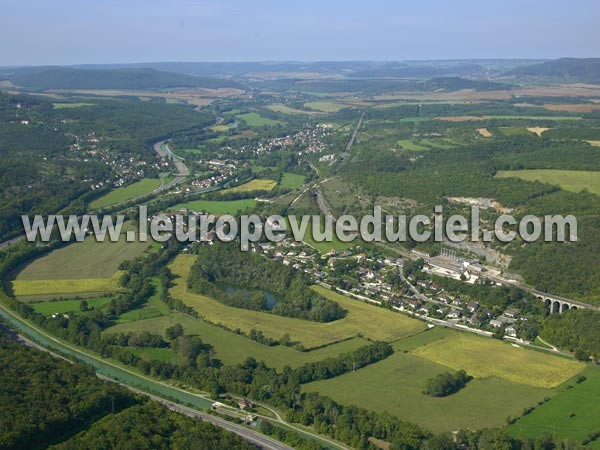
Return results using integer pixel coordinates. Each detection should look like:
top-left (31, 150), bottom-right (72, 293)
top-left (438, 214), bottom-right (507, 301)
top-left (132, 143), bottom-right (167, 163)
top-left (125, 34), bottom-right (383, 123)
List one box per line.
top-left (267, 103), bottom-right (318, 115)
top-left (279, 173), bottom-right (305, 190)
top-left (223, 179), bottom-right (277, 194)
top-left (31, 297), bottom-right (113, 315)
top-left (172, 198), bottom-right (257, 215)
top-left (52, 102), bottom-right (95, 109)
top-left (302, 350), bottom-right (552, 433)
top-left (168, 255), bottom-right (426, 349)
top-left (237, 112), bottom-right (283, 127)
top-left (124, 347), bottom-right (176, 363)
top-left (411, 333), bottom-right (584, 388)
top-left (302, 221), bottom-right (356, 253)
top-left (210, 124), bottom-right (230, 132)
top-left (507, 367), bottom-right (600, 441)
top-left (496, 169), bottom-right (600, 195)
top-left (397, 139), bottom-right (429, 151)
top-left (90, 178), bottom-right (163, 209)
top-left (105, 312), bottom-right (372, 370)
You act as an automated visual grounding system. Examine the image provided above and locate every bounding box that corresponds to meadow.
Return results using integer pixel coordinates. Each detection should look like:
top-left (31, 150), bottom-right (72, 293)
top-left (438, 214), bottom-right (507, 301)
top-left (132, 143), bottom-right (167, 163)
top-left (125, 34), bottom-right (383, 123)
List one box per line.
top-left (279, 172), bottom-right (305, 190)
top-left (304, 101), bottom-right (347, 113)
top-left (411, 333), bottom-right (584, 388)
top-left (12, 273), bottom-right (123, 300)
top-left (115, 278), bottom-right (169, 323)
top-left (267, 103), bottom-right (319, 115)
top-left (236, 112), bottom-right (283, 127)
top-left (507, 367), bottom-right (600, 441)
top-left (168, 255), bottom-right (426, 349)
top-left (31, 297), bottom-right (113, 315)
top-left (52, 102), bottom-right (95, 109)
top-left (172, 198), bottom-right (256, 215)
top-left (90, 178), bottom-right (164, 209)
top-left (496, 169), bottom-right (600, 195)
top-left (105, 311), bottom-right (371, 370)
top-left (303, 350), bottom-right (552, 433)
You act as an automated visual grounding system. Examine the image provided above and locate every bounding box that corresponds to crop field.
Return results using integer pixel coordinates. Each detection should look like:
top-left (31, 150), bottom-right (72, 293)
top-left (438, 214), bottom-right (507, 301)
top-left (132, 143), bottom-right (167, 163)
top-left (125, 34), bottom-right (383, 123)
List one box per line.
top-left (304, 101), bottom-right (347, 112)
top-left (279, 172), bottom-right (305, 190)
top-left (223, 179), bottom-right (276, 193)
top-left (31, 297), bottom-right (113, 315)
top-left (12, 272), bottom-right (124, 300)
top-left (302, 350), bottom-right (552, 433)
top-left (172, 198), bottom-right (256, 215)
top-left (527, 126), bottom-right (550, 136)
top-left (477, 127), bottom-right (492, 137)
top-left (168, 255), bottom-right (426, 349)
top-left (16, 236), bottom-right (150, 280)
top-left (90, 178), bottom-right (163, 209)
top-left (507, 367), bottom-right (600, 441)
top-left (587, 140), bottom-right (600, 147)
top-left (267, 103), bottom-right (319, 115)
top-left (52, 102), bottom-right (95, 109)
top-left (496, 169), bottom-right (600, 195)
top-left (236, 112), bottom-right (283, 127)
top-left (411, 333), bottom-right (584, 388)
top-left (543, 104), bottom-right (600, 113)
top-left (105, 311), bottom-right (372, 370)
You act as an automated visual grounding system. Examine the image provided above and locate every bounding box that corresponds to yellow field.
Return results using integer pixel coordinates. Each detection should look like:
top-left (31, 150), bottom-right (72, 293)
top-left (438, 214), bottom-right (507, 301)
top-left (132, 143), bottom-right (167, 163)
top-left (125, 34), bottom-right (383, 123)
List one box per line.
top-left (223, 179), bottom-right (276, 193)
top-left (210, 124), bottom-right (230, 132)
top-left (496, 169), bottom-right (600, 195)
top-left (586, 140), bottom-right (600, 147)
top-left (412, 333), bottom-right (584, 388)
top-left (477, 127), bottom-right (492, 137)
top-left (13, 271), bottom-right (124, 299)
top-left (169, 255), bottom-right (426, 349)
top-left (527, 127), bottom-right (550, 137)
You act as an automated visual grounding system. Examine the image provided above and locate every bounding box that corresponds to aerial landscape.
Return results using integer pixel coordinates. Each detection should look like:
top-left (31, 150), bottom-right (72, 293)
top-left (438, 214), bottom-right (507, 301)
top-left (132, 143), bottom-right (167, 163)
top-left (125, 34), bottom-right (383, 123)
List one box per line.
top-left (2, 1), bottom-right (600, 449)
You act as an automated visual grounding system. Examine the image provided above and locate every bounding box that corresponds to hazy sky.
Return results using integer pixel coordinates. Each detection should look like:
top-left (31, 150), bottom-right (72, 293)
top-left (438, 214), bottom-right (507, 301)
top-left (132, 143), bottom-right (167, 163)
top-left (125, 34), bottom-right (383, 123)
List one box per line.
top-left (1, 0), bottom-right (599, 65)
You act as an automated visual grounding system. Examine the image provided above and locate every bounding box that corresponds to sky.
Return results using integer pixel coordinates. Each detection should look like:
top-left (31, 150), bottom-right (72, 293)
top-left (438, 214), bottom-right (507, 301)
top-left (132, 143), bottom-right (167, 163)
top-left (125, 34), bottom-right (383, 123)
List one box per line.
top-left (1, 0), bottom-right (599, 66)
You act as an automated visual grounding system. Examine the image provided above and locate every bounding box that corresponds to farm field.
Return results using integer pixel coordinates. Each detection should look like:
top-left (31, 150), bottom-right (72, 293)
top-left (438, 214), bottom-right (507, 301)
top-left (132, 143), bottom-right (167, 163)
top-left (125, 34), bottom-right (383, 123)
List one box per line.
top-left (507, 367), bottom-right (600, 442)
top-left (16, 236), bottom-right (150, 280)
top-left (90, 178), bottom-right (164, 209)
top-left (302, 350), bottom-right (552, 433)
top-left (236, 112), bottom-right (283, 127)
top-left (223, 178), bottom-right (276, 193)
top-left (168, 255), bottom-right (426, 349)
top-left (13, 235), bottom-right (149, 299)
top-left (411, 333), bottom-right (584, 388)
top-left (52, 102), bottom-right (95, 109)
top-left (31, 297), bottom-right (113, 315)
top-left (172, 198), bottom-right (257, 215)
top-left (477, 127), bottom-right (492, 137)
top-left (496, 169), bottom-right (600, 195)
top-left (267, 103), bottom-right (318, 115)
top-left (527, 126), bottom-right (550, 136)
top-left (304, 101), bottom-right (347, 112)
top-left (279, 172), bottom-right (305, 190)
top-left (105, 311), bottom-right (372, 370)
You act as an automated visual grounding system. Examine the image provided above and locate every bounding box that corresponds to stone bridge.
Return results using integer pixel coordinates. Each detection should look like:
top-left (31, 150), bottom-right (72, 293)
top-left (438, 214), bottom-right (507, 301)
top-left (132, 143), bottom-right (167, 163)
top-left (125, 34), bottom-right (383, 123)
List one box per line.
top-left (527, 290), bottom-right (600, 314)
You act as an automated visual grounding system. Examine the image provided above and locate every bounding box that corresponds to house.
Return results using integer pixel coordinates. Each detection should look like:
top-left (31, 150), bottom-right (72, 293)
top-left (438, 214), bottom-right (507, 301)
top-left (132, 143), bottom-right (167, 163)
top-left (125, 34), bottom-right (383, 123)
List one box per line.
top-left (407, 299), bottom-right (421, 309)
top-left (470, 315), bottom-right (482, 327)
top-left (489, 319), bottom-right (504, 328)
top-left (238, 398), bottom-right (255, 410)
top-left (467, 301), bottom-right (480, 313)
top-left (504, 308), bottom-right (519, 319)
top-left (505, 324), bottom-right (518, 337)
top-left (447, 309), bottom-right (461, 319)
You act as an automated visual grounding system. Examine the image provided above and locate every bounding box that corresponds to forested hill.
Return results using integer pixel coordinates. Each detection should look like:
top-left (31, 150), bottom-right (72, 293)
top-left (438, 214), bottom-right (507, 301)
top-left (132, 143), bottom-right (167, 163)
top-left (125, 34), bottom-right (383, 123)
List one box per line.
top-left (1, 67), bottom-right (243, 91)
top-left (508, 58), bottom-right (600, 82)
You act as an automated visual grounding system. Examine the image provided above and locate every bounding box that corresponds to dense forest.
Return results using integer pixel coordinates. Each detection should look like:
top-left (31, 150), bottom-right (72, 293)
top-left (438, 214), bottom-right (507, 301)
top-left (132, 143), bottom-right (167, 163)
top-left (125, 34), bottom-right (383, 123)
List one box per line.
top-left (540, 310), bottom-right (600, 361)
top-left (188, 243), bottom-right (347, 322)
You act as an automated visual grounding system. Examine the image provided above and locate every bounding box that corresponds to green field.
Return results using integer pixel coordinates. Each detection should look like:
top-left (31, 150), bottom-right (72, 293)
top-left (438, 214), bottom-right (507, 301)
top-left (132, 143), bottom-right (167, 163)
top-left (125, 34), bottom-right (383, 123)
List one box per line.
top-left (13, 236), bottom-right (150, 299)
top-left (496, 169), bottom-right (600, 195)
top-left (123, 347), bottom-right (176, 363)
top-left (210, 124), bottom-right (230, 132)
top-left (168, 255), bottom-right (426, 349)
top-left (304, 101), bottom-right (347, 113)
top-left (237, 112), bottom-right (283, 127)
top-left (172, 198), bottom-right (257, 215)
top-left (106, 312), bottom-right (371, 370)
top-left (223, 179), bottom-right (276, 193)
top-left (412, 333), bottom-right (584, 388)
top-left (397, 139), bottom-right (430, 151)
top-left (115, 279), bottom-right (169, 323)
top-left (303, 350), bottom-right (552, 433)
top-left (267, 103), bottom-right (318, 115)
top-left (507, 367), bottom-right (600, 441)
top-left (279, 172), bottom-right (305, 190)
top-left (52, 102), bottom-right (95, 109)
top-left (90, 178), bottom-right (164, 209)
top-left (31, 297), bottom-right (113, 315)
top-left (302, 221), bottom-right (356, 253)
